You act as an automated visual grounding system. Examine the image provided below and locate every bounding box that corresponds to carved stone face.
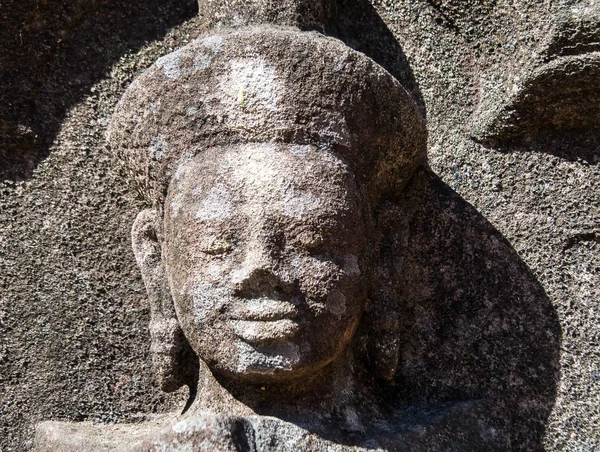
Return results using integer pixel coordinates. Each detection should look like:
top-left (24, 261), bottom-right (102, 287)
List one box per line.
top-left (162, 143), bottom-right (369, 382)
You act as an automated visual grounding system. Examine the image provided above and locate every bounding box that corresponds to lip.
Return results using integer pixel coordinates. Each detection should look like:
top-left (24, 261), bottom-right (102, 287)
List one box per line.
top-left (229, 318), bottom-right (301, 344)
top-left (229, 298), bottom-right (299, 321)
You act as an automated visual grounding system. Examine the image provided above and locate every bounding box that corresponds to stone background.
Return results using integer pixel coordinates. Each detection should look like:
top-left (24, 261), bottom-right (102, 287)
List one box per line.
top-left (1, 0), bottom-right (598, 450)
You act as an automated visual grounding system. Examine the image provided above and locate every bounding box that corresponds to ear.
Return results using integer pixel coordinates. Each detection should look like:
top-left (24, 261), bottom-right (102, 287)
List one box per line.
top-left (363, 201), bottom-right (409, 381)
top-left (364, 297), bottom-right (400, 381)
top-left (132, 210), bottom-right (198, 393)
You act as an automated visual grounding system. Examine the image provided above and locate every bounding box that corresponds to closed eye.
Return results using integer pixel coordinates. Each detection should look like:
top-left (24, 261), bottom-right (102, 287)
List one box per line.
top-left (201, 237), bottom-right (236, 255)
top-left (292, 232), bottom-right (326, 253)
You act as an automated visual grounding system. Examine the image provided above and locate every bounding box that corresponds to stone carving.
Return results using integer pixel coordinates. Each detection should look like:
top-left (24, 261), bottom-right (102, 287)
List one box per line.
top-left (6, 0), bottom-right (591, 449)
top-left (35, 19), bottom-right (468, 450)
top-left (471, 3), bottom-right (600, 144)
top-left (31, 2), bottom-right (563, 451)
top-left (107, 23), bottom-right (427, 396)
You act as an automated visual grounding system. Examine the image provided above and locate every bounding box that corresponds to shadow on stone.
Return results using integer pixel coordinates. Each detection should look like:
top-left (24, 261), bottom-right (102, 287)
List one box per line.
top-left (0, 0), bottom-right (198, 182)
top-left (327, 0), bottom-right (426, 116)
top-left (480, 130), bottom-right (600, 165)
top-left (199, 167), bottom-right (561, 450)
top-left (389, 167), bottom-right (561, 449)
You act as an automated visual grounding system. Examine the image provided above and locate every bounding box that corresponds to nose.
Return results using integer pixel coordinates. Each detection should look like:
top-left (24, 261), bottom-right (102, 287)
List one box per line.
top-left (231, 229), bottom-right (293, 299)
top-left (234, 231), bottom-right (277, 278)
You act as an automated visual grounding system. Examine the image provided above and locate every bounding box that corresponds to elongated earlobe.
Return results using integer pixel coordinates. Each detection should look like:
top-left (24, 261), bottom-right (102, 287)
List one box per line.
top-left (132, 209), bottom-right (198, 392)
top-left (364, 202), bottom-right (409, 380)
top-left (364, 298), bottom-right (400, 381)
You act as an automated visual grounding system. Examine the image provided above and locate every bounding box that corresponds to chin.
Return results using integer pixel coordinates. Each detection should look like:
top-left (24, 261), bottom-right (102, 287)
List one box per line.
top-left (209, 337), bottom-right (350, 386)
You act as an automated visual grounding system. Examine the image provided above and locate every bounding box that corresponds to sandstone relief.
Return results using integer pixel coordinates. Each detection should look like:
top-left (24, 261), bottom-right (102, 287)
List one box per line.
top-left (37, 24), bottom-right (431, 450)
top-left (33, 2), bottom-right (563, 449)
top-left (4, 0), bottom-right (597, 450)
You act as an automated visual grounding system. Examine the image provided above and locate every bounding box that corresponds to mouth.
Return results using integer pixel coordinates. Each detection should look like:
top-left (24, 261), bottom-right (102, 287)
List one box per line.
top-left (229, 298), bottom-right (299, 321)
top-left (227, 298), bottom-right (301, 344)
top-left (229, 318), bottom-right (300, 344)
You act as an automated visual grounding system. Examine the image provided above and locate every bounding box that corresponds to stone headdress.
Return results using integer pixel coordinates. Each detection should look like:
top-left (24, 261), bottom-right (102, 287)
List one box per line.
top-left (108, 26), bottom-right (427, 389)
top-left (108, 27), bottom-right (426, 210)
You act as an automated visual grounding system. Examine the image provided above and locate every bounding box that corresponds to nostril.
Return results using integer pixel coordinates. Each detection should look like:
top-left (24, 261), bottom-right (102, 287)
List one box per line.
top-left (273, 283), bottom-right (294, 297)
top-left (234, 268), bottom-right (294, 300)
top-left (232, 268), bottom-right (268, 294)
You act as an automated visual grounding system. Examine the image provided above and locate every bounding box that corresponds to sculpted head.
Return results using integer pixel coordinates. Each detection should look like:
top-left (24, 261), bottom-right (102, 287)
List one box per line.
top-left (165, 143), bottom-right (369, 382)
top-left (109, 28), bottom-right (426, 390)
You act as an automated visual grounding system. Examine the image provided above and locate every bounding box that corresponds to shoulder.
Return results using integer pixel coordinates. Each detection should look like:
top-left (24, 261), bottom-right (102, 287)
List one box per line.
top-left (34, 417), bottom-right (174, 452)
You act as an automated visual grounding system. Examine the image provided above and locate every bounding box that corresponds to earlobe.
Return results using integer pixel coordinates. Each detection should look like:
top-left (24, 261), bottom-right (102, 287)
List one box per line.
top-left (131, 210), bottom-right (160, 270)
top-left (132, 210), bottom-right (173, 317)
top-left (132, 210), bottom-right (198, 393)
top-left (364, 300), bottom-right (400, 381)
top-left (132, 209), bottom-right (161, 290)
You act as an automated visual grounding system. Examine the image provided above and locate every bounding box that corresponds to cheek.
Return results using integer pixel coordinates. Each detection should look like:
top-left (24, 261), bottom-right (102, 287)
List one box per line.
top-left (291, 255), bottom-right (364, 318)
top-left (191, 282), bottom-right (230, 323)
top-left (171, 268), bottom-right (238, 361)
top-left (166, 250), bottom-right (237, 328)
top-left (203, 258), bottom-right (235, 281)
top-left (187, 259), bottom-right (239, 323)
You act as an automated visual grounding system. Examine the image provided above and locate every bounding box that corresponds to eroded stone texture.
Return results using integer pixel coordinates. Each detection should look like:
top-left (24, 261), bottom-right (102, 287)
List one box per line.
top-left (32, 25), bottom-right (442, 450)
top-left (107, 27), bottom-right (426, 210)
top-left (470, 3), bottom-right (600, 143)
top-left (33, 20), bottom-right (561, 451)
top-left (197, 0), bottom-right (337, 31)
top-left (1, 0), bottom-right (598, 451)
top-left (376, 1), bottom-right (599, 448)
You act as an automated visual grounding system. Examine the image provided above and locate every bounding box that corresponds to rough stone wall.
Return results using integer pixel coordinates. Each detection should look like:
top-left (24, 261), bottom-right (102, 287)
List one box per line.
top-left (1, 2), bottom-right (203, 448)
top-left (375, 2), bottom-right (599, 449)
top-left (1, 0), bottom-right (598, 450)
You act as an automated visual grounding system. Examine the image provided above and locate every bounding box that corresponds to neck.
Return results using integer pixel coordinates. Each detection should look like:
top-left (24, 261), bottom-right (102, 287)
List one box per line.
top-left (187, 348), bottom-right (380, 432)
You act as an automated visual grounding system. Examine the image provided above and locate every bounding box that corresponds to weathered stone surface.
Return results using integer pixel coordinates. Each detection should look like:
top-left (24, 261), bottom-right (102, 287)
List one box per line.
top-left (33, 25), bottom-right (436, 449)
top-left (470, 3), bottom-right (600, 143)
top-left (1, 0), bottom-right (598, 451)
top-left (107, 27), bottom-right (426, 210)
top-left (197, 0), bottom-right (337, 31)
top-left (0, 0), bottom-right (199, 182)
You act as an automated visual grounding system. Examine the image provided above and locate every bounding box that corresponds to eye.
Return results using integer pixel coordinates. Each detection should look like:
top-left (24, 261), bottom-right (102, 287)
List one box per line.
top-left (294, 231), bottom-right (325, 252)
top-left (201, 237), bottom-right (235, 255)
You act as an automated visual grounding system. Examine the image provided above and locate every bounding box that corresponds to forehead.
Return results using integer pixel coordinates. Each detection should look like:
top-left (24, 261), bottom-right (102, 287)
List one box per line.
top-left (169, 144), bottom-right (362, 221)
top-left (177, 143), bottom-right (350, 186)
